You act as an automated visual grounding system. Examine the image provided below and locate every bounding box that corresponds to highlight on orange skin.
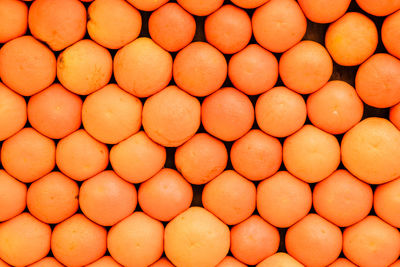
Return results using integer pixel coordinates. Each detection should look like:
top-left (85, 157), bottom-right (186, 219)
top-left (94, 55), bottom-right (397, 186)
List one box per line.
top-left (382, 10), bottom-right (400, 59)
top-left (0, 170), bottom-right (27, 222)
top-left (298, 0), bottom-right (351, 24)
top-left (0, 0), bottom-right (28, 43)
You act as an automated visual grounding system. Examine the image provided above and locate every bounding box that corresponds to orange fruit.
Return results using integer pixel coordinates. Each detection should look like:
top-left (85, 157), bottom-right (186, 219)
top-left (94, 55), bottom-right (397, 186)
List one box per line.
top-left (390, 102), bottom-right (400, 130)
top-left (216, 256), bottom-right (246, 267)
top-left (0, 0), bottom-right (27, 43)
top-left (177, 0), bottom-right (224, 16)
top-left (0, 170), bottom-right (26, 222)
top-left (374, 177), bottom-right (400, 228)
top-left (257, 253), bottom-right (303, 267)
top-left (382, 10), bottom-right (400, 59)
top-left (126, 0), bottom-right (168, 11)
top-left (328, 258), bottom-right (357, 267)
top-left (230, 0), bottom-right (269, 9)
top-left (165, 207), bottom-right (230, 267)
top-left (28, 257), bottom-right (63, 267)
top-left (298, 0), bottom-right (351, 23)
top-left (150, 257), bottom-right (174, 267)
top-left (355, 0), bottom-right (400, 16)
top-left (85, 256), bottom-right (122, 267)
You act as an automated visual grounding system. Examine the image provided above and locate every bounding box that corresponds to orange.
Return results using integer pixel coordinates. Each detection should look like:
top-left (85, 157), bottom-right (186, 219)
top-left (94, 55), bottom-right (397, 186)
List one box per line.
top-left (84, 256), bottom-right (122, 267)
top-left (374, 177), bottom-right (400, 228)
top-left (1, 127), bottom-right (55, 183)
top-left (108, 212), bottom-right (164, 267)
top-left (28, 0), bottom-right (86, 51)
top-left (343, 216), bottom-right (400, 267)
top-left (202, 170), bottom-right (256, 225)
top-left (307, 80), bottom-right (364, 134)
top-left (392, 260), bottom-right (400, 267)
top-left (177, 0), bottom-right (223, 16)
top-left (257, 253), bottom-right (303, 267)
top-left (110, 131), bottom-right (166, 184)
top-left (216, 256), bottom-right (246, 267)
top-left (175, 133), bottom-right (228, 185)
top-left (138, 168), bottom-right (192, 221)
top-left (27, 172), bottom-right (79, 224)
top-left (205, 5), bottom-right (251, 54)
top-left (202, 87), bottom-right (254, 141)
top-left (82, 83), bottom-right (142, 144)
top-left (51, 214), bottom-right (107, 266)
top-left (382, 10), bottom-right (400, 59)
top-left (142, 86), bottom-right (201, 147)
top-left (313, 170), bottom-right (373, 227)
top-left (390, 102), bottom-right (400, 130)
top-left (257, 171), bottom-right (312, 228)
top-left (325, 12), bottom-right (378, 66)
top-left (0, 0), bottom-right (27, 43)
top-left (231, 215), bottom-right (280, 265)
top-left (126, 0), bottom-right (168, 11)
top-left (56, 129), bottom-right (109, 181)
top-left (149, 3), bottom-right (196, 52)
top-left (173, 42), bottom-right (227, 97)
top-left (286, 214), bottom-right (342, 266)
top-left (0, 36), bottom-right (56, 96)
top-left (0, 82), bottom-right (26, 141)
top-left (0, 259), bottom-right (9, 267)
top-left (228, 44), bottom-right (278, 95)
top-left (298, 0), bottom-right (351, 23)
top-left (0, 213), bottom-right (51, 266)
top-left (29, 257), bottom-right (63, 267)
top-left (355, 0), bottom-right (400, 16)
top-left (252, 0), bottom-right (307, 53)
top-left (329, 258), bottom-right (357, 267)
top-left (57, 39), bottom-right (112, 95)
top-left (355, 53), bottom-right (400, 108)
top-left (231, 129), bottom-right (282, 181)
top-left (79, 170), bottom-right (137, 226)
top-left (230, 0), bottom-right (269, 9)
top-left (164, 207), bottom-right (230, 267)
top-left (0, 170), bottom-right (26, 222)
top-left (256, 86), bottom-right (307, 138)
top-left (87, 0), bottom-right (141, 49)
top-left (28, 83), bottom-right (82, 139)
top-left (341, 117), bottom-right (400, 184)
top-left (114, 37), bottom-right (172, 97)
top-left (150, 257), bottom-right (174, 267)
top-left (283, 125), bottom-right (340, 183)
top-left (279, 40), bottom-right (333, 94)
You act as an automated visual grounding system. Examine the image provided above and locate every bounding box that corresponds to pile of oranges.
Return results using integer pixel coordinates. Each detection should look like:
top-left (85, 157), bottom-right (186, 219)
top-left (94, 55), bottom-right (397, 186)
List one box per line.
top-left (1, 0), bottom-right (400, 266)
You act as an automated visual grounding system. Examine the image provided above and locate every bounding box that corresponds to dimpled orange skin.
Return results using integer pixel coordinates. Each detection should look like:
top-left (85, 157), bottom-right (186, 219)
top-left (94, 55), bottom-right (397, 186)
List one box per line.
top-left (231, 129), bottom-right (282, 181)
top-left (231, 215), bottom-right (280, 265)
top-left (286, 214), bottom-right (342, 267)
top-left (57, 39), bottom-right (112, 95)
top-left (325, 12), bottom-right (378, 66)
top-left (142, 86), bottom-right (201, 147)
top-left (202, 170), bottom-right (256, 225)
top-left (0, 0), bottom-right (27, 43)
top-left (257, 253), bottom-right (303, 267)
top-left (257, 171), bottom-right (312, 228)
top-left (355, 53), bottom-right (400, 108)
top-left (0, 170), bottom-right (26, 222)
top-left (87, 0), bottom-right (141, 50)
top-left (283, 125), bottom-right (340, 183)
top-left (114, 37), bottom-right (172, 98)
top-left (356, 0), bottom-right (400, 16)
top-left (328, 258), bottom-right (357, 267)
top-left (205, 5), bottom-right (252, 54)
top-left (79, 171), bottom-right (137, 226)
top-left (126, 0), bottom-right (168, 11)
top-left (56, 129), bottom-right (109, 181)
top-left (149, 3), bottom-right (196, 52)
top-left (28, 83), bottom-right (82, 139)
top-left (230, 0), bottom-right (269, 9)
top-left (173, 42), bottom-right (227, 97)
top-left (313, 170), bottom-right (373, 227)
top-left (256, 87), bottom-right (307, 138)
top-left (82, 84), bottom-right (142, 144)
top-left (149, 257), bottom-right (174, 267)
top-left (28, 0), bottom-right (86, 51)
top-left (343, 216), bottom-right (400, 267)
top-left (28, 257), bottom-right (63, 267)
top-left (27, 172), bottom-right (79, 224)
top-left (307, 80), bottom-right (364, 135)
top-left (164, 207), bottom-right (230, 267)
top-left (0, 213), bottom-right (51, 267)
top-left (0, 83), bottom-right (27, 141)
top-left (202, 87), bottom-right (254, 142)
top-left (0, 36), bottom-right (56, 96)
top-left (341, 117), bottom-right (400, 184)
top-left (1, 127), bottom-right (55, 183)
top-left (279, 41), bottom-right (333, 94)
top-left (390, 103), bottom-right (400, 130)
top-left (374, 178), bottom-right (400, 228)
top-left (175, 133), bottom-right (228, 185)
top-left (382, 10), bottom-right (400, 59)
top-left (107, 212), bottom-right (164, 267)
top-left (252, 0), bottom-right (307, 53)
top-left (177, 0), bottom-right (223, 16)
top-left (139, 168), bottom-right (193, 221)
top-left (298, 0), bottom-right (351, 23)
top-left (110, 131), bottom-right (166, 184)
top-left (216, 256), bottom-right (247, 267)
top-left (229, 44), bottom-right (278, 96)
